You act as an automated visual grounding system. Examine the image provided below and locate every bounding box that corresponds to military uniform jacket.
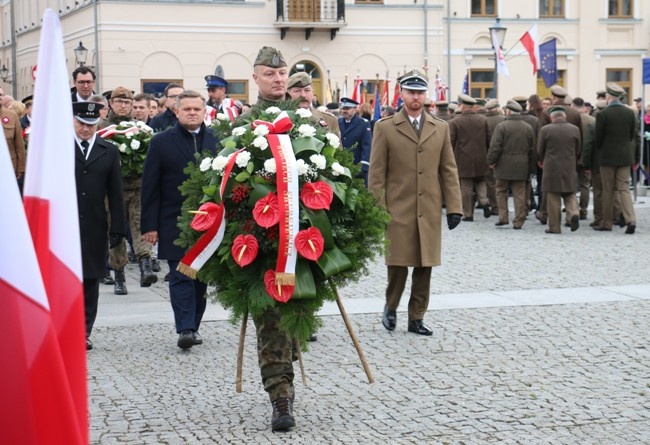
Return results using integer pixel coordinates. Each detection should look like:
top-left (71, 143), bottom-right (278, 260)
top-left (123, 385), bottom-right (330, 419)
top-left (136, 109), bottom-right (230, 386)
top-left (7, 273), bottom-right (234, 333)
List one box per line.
top-left (4, 108), bottom-right (26, 175)
top-left (75, 137), bottom-right (125, 278)
top-left (312, 107), bottom-right (340, 137)
top-left (369, 110), bottom-right (462, 268)
top-left (339, 113), bottom-right (371, 173)
top-left (448, 110), bottom-right (491, 178)
top-left (487, 115), bottom-right (536, 181)
top-left (141, 122), bottom-right (217, 261)
top-left (594, 102), bottom-right (638, 167)
top-left (485, 111), bottom-right (505, 136)
top-left (537, 119), bottom-right (581, 193)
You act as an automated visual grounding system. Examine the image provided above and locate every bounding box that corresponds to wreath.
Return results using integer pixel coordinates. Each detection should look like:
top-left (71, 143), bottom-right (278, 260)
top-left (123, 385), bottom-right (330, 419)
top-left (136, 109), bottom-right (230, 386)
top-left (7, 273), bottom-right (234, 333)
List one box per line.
top-left (176, 101), bottom-right (389, 343)
top-left (99, 121), bottom-right (154, 178)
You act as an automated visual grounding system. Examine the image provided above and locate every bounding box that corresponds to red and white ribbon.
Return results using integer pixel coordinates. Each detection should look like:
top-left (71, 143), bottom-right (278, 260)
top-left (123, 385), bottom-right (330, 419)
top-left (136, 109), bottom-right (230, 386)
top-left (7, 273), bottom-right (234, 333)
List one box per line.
top-left (97, 124), bottom-right (139, 139)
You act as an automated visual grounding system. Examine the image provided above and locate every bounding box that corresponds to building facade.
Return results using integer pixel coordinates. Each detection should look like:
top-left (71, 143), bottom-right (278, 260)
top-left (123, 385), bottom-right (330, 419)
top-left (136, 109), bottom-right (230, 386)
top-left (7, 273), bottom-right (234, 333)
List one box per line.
top-left (0, 0), bottom-right (648, 105)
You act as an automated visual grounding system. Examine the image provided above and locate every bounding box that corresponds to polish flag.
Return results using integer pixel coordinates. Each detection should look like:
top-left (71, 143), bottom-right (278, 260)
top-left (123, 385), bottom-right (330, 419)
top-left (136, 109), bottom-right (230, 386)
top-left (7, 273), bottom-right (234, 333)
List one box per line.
top-left (22, 9), bottom-right (87, 442)
top-left (0, 135), bottom-right (84, 442)
top-left (351, 77), bottom-right (363, 104)
top-left (520, 24), bottom-right (541, 74)
top-left (381, 79), bottom-right (389, 106)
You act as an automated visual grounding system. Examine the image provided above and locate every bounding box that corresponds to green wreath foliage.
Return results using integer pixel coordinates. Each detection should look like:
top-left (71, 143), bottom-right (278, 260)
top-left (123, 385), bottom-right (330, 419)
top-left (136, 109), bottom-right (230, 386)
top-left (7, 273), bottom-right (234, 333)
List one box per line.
top-left (177, 103), bottom-right (389, 343)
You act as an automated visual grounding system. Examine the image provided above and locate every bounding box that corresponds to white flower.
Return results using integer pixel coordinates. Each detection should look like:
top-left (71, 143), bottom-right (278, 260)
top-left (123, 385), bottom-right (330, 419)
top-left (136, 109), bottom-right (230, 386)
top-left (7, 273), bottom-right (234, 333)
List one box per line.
top-left (331, 162), bottom-right (345, 176)
top-left (130, 140), bottom-right (141, 150)
top-left (309, 154), bottom-right (326, 170)
top-left (645, 131), bottom-right (650, 141)
top-left (253, 125), bottom-right (270, 137)
top-left (199, 157), bottom-right (213, 172)
top-left (119, 121), bottom-right (130, 127)
top-left (236, 150), bottom-right (251, 168)
top-left (212, 155), bottom-right (229, 172)
top-left (253, 136), bottom-right (269, 150)
top-left (296, 108), bottom-right (312, 119)
top-left (232, 127), bottom-right (246, 137)
top-left (296, 159), bottom-right (310, 176)
top-left (265, 106), bottom-right (281, 114)
top-left (326, 133), bottom-right (341, 149)
top-left (216, 113), bottom-right (228, 121)
top-left (264, 158), bottom-right (277, 174)
top-left (298, 124), bottom-right (316, 138)
top-left (118, 143), bottom-right (127, 153)
top-left (125, 132), bottom-right (133, 139)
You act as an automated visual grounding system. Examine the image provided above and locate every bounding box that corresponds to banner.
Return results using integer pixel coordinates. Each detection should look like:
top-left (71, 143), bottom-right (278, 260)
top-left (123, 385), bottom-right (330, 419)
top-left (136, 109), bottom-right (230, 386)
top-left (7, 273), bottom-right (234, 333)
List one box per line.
top-left (539, 39), bottom-right (558, 88)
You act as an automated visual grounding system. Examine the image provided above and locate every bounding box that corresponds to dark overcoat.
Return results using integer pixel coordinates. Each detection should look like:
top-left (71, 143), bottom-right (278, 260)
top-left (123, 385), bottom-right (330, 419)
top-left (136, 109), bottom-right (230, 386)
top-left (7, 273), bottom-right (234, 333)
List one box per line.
top-left (75, 137), bottom-right (125, 278)
top-left (447, 110), bottom-right (491, 178)
top-left (487, 115), bottom-right (536, 181)
top-left (594, 102), bottom-right (639, 166)
top-left (338, 113), bottom-right (371, 174)
top-left (369, 110), bottom-right (462, 267)
top-left (149, 108), bottom-right (178, 133)
top-left (537, 119), bottom-right (581, 193)
top-left (141, 123), bottom-right (217, 261)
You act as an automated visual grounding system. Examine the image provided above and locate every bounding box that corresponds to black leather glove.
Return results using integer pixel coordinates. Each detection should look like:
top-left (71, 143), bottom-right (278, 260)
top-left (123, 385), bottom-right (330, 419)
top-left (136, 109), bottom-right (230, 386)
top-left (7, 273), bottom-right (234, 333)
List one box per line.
top-left (109, 233), bottom-right (124, 249)
top-left (447, 213), bottom-right (462, 231)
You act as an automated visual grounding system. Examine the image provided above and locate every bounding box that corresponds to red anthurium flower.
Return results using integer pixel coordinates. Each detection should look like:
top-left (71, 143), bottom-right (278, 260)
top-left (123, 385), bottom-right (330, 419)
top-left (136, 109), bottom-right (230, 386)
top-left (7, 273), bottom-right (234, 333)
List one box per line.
top-left (263, 269), bottom-right (294, 303)
top-left (231, 234), bottom-right (259, 267)
top-left (190, 202), bottom-right (222, 232)
top-left (294, 227), bottom-right (325, 261)
top-left (300, 181), bottom-right (333, 210)
top-left (252, 192), bottom-right (280, 228)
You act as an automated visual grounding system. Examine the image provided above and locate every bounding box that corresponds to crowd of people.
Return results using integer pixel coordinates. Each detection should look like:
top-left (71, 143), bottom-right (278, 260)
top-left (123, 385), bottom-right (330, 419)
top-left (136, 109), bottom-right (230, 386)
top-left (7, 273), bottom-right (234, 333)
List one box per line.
top-left (5, 48), bottom-right (647, 433)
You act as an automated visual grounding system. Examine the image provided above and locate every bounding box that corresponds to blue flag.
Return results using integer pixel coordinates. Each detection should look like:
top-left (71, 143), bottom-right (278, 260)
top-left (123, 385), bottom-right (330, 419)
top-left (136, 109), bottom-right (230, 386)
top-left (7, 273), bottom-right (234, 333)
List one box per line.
top-left (373, 82), bottom-right (381, 120)
top-left (643, 58), bottom-right (650, 85)
top-left (539, 39), bottom-right (558, 87)
top-left (462, 69), bottom-right (469, 95)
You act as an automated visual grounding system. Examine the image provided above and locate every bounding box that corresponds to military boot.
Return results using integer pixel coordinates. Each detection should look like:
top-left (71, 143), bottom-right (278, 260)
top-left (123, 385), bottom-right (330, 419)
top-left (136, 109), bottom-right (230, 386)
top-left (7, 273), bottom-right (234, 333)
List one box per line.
top-left (114, 269), bottom-right (128, 295)
top-left (139, 256), bottom-right (158, 287)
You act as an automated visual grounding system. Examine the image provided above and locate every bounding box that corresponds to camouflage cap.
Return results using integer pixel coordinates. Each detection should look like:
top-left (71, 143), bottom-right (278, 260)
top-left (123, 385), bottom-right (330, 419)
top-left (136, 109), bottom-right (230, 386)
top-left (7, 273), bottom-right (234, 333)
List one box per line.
top-left (254, 46), bottom-right (287, 68)
top-left (287, 72), bottom-right (312, 89)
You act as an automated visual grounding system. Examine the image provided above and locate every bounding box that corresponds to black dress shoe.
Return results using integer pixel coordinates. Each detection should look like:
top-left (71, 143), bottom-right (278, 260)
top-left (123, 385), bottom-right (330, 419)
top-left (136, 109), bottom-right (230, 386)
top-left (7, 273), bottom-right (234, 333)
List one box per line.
top-left (570, 215), bottom-right (579, 232)
top-left (382, 305), bottom-right (396, 331)
top-left (86, 337), bottom-right (93, 351)
top-left (407, 320), bottom-right (433, 336)
top-left (193, 331), bottom-right (203, 345)
top-left (625, 223), bottom-right (636, 234)
top-left (164, 272), bottom-right (171, 282)
top-left (482, 204), bottom-right (491, 218)
top-left (495, 221), bottom-right (508, 226)
top-left (271, 397), bottom-right (295, 432)
top-left (177, 330), bottom-right (194, 349)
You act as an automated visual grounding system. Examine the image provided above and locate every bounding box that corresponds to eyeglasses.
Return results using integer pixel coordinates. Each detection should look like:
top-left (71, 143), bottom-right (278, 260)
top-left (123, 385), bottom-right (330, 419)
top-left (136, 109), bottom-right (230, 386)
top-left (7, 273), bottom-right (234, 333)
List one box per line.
top-left (112, 99), bottom-right (132, 105)
top-left (76, 80), bottom-right (94, 85)
top-left (167, 94), bottom-right (180, 99)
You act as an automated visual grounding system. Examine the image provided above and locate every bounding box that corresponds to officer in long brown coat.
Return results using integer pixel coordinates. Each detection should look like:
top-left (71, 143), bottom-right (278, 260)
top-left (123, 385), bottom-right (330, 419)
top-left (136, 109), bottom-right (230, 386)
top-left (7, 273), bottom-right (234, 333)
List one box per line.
top-left (448, 93), bottom-right (491, 220)
top-left (487, 100), bottom-right (535, 229)
top-left (369, 70), bottom-right (462, 337)
top-left (538, 106), bottom-right (581, 234)
top-left (484, 99), bottom-right (504, 215)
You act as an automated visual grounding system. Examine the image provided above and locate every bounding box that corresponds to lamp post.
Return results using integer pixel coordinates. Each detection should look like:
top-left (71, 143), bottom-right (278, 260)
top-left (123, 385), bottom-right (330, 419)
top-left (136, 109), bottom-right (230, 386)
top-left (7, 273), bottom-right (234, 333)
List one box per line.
top-left (489, 17), bottom-right (507, 100)
top-left (0, 64), bottom-right (11, 83)
top-left (74, 41), bottom-right (88, 67)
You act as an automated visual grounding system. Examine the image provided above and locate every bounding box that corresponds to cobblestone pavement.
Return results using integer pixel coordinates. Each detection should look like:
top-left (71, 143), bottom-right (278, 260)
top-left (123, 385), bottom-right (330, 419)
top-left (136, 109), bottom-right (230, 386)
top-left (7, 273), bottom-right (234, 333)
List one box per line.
top-left (90, 201), bottom-right (650, 444)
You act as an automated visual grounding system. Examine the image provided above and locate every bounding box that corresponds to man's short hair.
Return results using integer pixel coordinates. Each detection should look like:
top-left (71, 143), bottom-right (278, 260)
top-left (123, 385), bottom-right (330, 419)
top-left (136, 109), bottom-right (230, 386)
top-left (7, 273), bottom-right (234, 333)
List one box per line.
top-left (176, 90), bottom-right (205, 107)
top-left (572, 97), bottom-right (585, 107)
top-left (133, 93), bottom-right (151, 105)
top-left (164, 82), bottom-right (184, 96)
top-left (88, 94), bottom-right (108, 107)
top-left (72, 66), bottom-right (96, 81)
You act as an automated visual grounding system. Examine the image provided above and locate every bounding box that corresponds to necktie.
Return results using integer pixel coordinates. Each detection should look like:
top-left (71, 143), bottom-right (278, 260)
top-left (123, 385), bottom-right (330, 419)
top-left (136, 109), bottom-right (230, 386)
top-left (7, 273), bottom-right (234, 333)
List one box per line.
top-left (81, 140), bottom-right (89, 158)
top-left (412, 118), bottom-right (419, 133)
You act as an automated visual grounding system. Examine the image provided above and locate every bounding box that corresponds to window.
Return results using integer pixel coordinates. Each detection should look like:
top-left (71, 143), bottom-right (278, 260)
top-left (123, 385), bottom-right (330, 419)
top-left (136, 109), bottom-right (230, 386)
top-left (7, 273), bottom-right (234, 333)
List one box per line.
top-left (225, 80), bottom-right (249, 103)
top-left (471, 0), bottom-right (496, 17)
top-left (608, 0), bottom-right (632, 18)
top-left (469, 69), bottom-right (495, 98)
top-left (606, 68), bottom-right (632, 104)
top-left (539, 0), bottom-right (564, 17)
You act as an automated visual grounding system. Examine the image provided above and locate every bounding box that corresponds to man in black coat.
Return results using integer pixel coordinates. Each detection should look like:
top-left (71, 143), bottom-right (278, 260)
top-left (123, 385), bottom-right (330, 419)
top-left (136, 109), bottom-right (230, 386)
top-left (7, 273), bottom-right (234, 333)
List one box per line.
top-left (149, 82), bottom-right (184, 132)
top-left (73, 101), bottom-right (125, 350)
top-left (141, 90), bottom-right (218, 349)
top-left (338, 97), bottom-right (372, 185)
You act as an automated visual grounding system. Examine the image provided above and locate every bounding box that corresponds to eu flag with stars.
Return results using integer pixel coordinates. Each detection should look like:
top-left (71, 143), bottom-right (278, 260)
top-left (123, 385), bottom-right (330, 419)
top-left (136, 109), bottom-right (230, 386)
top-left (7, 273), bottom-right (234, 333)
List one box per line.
top-left (539, 39), bottom-right (558, 87)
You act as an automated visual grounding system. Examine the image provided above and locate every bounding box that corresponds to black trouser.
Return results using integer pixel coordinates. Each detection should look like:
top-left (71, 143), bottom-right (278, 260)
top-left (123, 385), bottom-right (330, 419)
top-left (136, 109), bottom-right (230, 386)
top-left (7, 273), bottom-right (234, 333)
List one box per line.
top-left (84, 278), bottom-right (100, 337)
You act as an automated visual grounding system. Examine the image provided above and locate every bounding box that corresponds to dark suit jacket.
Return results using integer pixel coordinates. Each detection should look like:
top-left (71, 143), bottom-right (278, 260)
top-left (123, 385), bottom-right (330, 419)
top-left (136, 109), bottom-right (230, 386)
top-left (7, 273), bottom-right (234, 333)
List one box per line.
top-left (140, 123), bottom-right (218, 260)
top-left (19, 114), bottom-right (30, 130)
top-left (595, 102), bottom-right (639, 166)
top-left (75, 137), bottom-right (125, 278)
top-left (338, 114), bottom-right (371, 174)
top-left (149, 108), bottom-right (178, 132)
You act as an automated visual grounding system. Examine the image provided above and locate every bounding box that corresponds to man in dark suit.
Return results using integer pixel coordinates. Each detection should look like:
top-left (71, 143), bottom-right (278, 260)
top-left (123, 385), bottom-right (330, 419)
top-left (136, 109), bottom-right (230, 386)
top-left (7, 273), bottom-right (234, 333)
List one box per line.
top-left (20, 95), bottom-right (33, 130)
top-left (71, 66), bottom-right (96, 103)
top-left (149, 82), bottom-right (184, 132)
top-left (141, 90), bottom-right (217, 349)
top-left (72, 101), bottom-right (125, 350)
top-left (338, 97), bottom-right (371, 185)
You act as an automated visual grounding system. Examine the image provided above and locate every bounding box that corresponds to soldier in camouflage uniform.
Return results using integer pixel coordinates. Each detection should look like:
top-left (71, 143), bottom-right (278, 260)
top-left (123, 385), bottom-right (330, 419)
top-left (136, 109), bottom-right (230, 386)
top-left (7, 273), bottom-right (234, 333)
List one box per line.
top-left (104, 87), bottom-right (158, 294)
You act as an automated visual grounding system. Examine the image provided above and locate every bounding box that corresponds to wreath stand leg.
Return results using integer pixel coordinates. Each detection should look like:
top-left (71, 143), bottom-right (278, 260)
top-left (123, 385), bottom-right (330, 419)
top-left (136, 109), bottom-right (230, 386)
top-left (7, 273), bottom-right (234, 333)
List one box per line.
top-left (328, 279), bottom-right (375, 384)
top-left (293, 338), bottom-right (308, 385)
top-left (235, 310), bottom-right (248, 393)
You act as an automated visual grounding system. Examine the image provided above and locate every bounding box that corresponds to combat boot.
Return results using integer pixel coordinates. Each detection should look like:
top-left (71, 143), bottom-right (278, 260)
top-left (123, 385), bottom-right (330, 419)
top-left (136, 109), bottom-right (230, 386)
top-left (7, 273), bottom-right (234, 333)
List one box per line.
top-left (139, 256), bottom-right (158, 287)
top-left (114, 269), bottom-right (128, 295)
top-left (270, 397), bottom-right (295, 432)
top-left (151, 258), bottom-right (161, 272)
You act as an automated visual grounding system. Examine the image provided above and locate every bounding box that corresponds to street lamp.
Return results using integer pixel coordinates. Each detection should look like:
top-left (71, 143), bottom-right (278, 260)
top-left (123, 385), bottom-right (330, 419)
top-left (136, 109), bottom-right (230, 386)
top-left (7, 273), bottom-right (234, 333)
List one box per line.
top-left (489, 17), bottom-right (507, 99)
top-left (0, 64), bottom-right (11, 83)
top-left (74, 41), bottom-right (88, 67)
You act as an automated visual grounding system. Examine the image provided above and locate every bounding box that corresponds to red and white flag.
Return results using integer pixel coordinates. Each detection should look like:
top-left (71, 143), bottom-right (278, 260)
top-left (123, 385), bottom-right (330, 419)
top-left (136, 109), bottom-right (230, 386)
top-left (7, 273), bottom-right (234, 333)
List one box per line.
top-left (491, 30), bottom-right (510, 78)
top-left (22, 9), bottom-right (87, 443)
top-left (0, 129), bottom-right (84, 442)
top-left (351, 77), bottom-right (363, 104)
top-left (519, 24), bottom-right (541, 74)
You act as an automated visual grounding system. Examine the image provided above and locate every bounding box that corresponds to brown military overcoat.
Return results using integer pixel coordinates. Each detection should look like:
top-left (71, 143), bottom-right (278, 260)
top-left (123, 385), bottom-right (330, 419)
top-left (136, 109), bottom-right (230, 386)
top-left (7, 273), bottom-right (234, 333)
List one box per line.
top-left (538, 118), bottom-right (581, 193)
top-left (447, 110), bottom-right (491, 178)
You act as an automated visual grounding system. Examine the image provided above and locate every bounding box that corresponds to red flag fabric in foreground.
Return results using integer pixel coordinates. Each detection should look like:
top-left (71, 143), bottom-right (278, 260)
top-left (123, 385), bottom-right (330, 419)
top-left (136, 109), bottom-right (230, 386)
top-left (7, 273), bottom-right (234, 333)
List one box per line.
top-left (519, 24), bottom-right (541, 74)
top-left (22, 8), bottom-right (87, 443)
top-left (0, 134), bottom-right (83, 443)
